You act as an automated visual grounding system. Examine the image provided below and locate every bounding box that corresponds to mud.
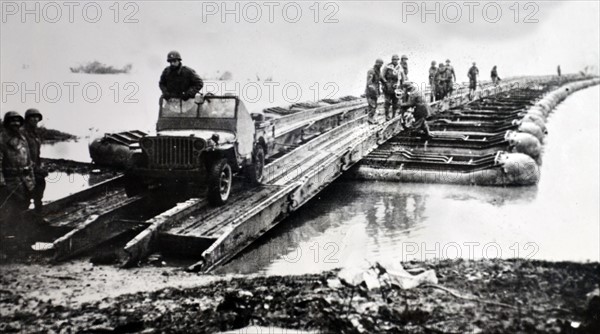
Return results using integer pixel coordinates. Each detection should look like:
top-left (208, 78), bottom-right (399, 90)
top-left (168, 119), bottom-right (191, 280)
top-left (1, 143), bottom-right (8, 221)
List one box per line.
top-left (1, 259), bottom-right (598, 333)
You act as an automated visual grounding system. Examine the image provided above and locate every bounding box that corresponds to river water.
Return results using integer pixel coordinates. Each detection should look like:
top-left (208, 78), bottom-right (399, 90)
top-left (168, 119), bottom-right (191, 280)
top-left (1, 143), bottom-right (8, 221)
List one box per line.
top-left (219, 86), bottom-right (600, 275)
top-left (35, 84), bottom-right (599, 273)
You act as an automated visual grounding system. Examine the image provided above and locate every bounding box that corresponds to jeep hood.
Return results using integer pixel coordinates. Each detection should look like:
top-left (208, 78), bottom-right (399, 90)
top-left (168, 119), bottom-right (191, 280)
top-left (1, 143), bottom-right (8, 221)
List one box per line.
top-left (156, 129), bottom-right (236, 143)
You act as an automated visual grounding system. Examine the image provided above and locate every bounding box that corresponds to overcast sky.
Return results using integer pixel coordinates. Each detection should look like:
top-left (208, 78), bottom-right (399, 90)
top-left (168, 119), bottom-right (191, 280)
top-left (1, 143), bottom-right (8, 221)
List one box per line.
top-left (2, 1), bottom-right (599, 102)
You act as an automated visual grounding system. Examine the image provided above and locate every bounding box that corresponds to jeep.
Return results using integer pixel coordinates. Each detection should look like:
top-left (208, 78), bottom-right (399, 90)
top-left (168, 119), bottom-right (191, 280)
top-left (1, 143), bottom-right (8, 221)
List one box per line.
top-left (125, 94), bottom-right (271, 206)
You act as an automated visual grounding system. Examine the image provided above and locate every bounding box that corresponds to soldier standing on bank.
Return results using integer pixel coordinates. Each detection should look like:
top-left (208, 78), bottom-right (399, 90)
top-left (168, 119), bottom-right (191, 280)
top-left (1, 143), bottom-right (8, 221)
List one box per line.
top-left (381, 55), bottom-right (402, 120)
top-left (22, 108), bottom-right (47, 214)
top-left (428, 61), bottom-right (438, 102)
top-left (365, 59), bottom-right (385, 124)
top-left (0, 112), bottom-right (35, 224)
top-left (159, 50), bottom-right (204, 101)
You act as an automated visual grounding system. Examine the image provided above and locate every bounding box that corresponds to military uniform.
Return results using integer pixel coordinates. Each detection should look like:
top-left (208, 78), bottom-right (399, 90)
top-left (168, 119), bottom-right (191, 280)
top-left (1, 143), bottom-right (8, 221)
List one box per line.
top-left (1, 125), bottom-right (34, 223)
top-left (404, 88), bottom-right (432, 139)
top-left (428, 65), bottom-right (438, 102)
top-left (435, 67), bottom-right (447, 100)
top-left (445, 64), bottom-right (456, 96)
top-left (381, 62), bottom-right (402, 120)
top-left (22, 123), bottom-right (46, 212)
top-left (468, 65), bottom-right (479, 88)
top-left (491, 67), bottom-right (500, 84)
top-left (159, 65), bottom-right (204, 100)
top-left (365, 64), bottom-right (384, 122)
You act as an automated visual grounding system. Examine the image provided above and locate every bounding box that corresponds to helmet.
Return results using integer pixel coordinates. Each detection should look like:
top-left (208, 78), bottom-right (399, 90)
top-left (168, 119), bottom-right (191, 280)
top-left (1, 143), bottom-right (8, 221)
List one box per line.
top-left (375, 58), bottom-right (384, 65)
top-left (401, 55), bottom-right (408, 60)
top-left (431, 61), bottom-right (437, 65)
top-left (3, 111), bottom-right (24, 126)
top-left (167, 51), bottom-right (182, 62)
top-left (25, 108), bottom-right (42, 120)
top-left (473, 62), bottom-right (476, 65)
top-left (391, 54), bottom-right (400, 61)
top-left (402, 81), bottom-right (418, 92)
top-left (445, 59), bottom-right (451, 63)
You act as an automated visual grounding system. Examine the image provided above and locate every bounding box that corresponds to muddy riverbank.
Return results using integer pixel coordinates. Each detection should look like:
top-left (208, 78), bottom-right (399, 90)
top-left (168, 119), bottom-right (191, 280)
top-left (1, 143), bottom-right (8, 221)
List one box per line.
top-left (1, 259), bottom-right (598, 333)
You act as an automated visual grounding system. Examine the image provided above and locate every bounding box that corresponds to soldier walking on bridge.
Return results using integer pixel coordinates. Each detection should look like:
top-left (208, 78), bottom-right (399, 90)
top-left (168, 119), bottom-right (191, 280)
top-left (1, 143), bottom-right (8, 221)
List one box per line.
top-left (468, 62), bottom-right (479, 100)
top-left (400, 55), bottom-right (409, 79)
top-left (445, 59), bottom-right (456, 97)
top-left (428, 61), bottom-right (438, 102)
top-left (22, 108), bottom-right (47, 214)
top-left (365, 59), bottom-right (385, 124)
top-left (0, 112), bottom-right (35, 225)
top-left (435, 63), bottom-right (447, 100)
top-left (491, 65), bottom-right (501, 84)
top-left (381, 55), bottom-right (402, 120)
top-left (159, 51), bottom-right (204, 101)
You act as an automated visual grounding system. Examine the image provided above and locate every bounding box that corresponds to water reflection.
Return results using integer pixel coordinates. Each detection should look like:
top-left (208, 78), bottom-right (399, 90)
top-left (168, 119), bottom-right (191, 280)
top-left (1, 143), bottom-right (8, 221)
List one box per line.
top-left (222, 88), bottom-right (599, 275)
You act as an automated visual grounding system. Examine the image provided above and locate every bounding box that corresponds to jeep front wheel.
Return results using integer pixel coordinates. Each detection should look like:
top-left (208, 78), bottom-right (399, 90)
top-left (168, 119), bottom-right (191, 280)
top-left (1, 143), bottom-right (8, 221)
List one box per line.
top-left (124, 175), bottom-right (145, 197)
top-left (246, 145), bottom-right (265, 184)
top-left (207, 158), bottom-right (232, 206)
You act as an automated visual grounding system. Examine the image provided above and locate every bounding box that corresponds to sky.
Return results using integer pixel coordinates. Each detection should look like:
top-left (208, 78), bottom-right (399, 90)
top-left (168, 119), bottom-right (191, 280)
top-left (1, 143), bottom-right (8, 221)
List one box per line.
top-left (1, 1), bottom-right (599, 120)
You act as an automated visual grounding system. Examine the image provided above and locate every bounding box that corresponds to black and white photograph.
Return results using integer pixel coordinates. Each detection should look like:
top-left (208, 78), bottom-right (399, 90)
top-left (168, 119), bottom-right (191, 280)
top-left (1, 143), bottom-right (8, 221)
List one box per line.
top-left (1, 1), bottom-right (599, 332)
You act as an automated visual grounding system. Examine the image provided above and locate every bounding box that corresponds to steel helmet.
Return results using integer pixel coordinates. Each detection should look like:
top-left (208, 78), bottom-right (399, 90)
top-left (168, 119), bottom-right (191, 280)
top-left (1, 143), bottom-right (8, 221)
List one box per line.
top-left (25, 108), bottom-right (42, 120)
top-left (375, 59), bottom-right (384, 65)
top-left (401, 55), bottom-right (408, 60)
top-left (431, 61), bottom-right (437, 65)
top-left (167, 51), bottom-right (182, 62)
top-left (445, 59), bottom-right (451, 63)
top-left (391, 54), bottom-right (400, 61)
top-left (3, 111), bottom-right (24, 126)
top-left (403, 81), bottom-right (418, 92)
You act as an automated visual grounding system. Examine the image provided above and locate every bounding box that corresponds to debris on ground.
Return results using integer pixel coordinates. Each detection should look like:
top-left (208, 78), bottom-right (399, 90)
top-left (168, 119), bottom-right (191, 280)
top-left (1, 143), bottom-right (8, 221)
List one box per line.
top-left (1, 259), bottom-right (598, 333)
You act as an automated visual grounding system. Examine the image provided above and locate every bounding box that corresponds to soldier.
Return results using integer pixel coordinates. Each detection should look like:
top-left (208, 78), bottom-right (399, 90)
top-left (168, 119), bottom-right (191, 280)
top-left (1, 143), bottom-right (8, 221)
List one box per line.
top-left (400, 55), bottom-right (409, 79)
top-left (468, 62), bottom-right (479, 100)
top-left (381, 55), bottom-right (402, 120)
top-left (22, 108), bottom-right (47, 213)
top-left (401, 82), bottom-right (432, 140)
top-left (491, 65), bottom-right (501, 84)
top-left (0, 112), bottom-right (34, 224)
top-left (159, 51), bottom-right (204, 101)
top-left (435, 63), bottom-right (447, 100)
top-left (365, 59), bottom-right (385, 124)
top-left (428, 61), bottom-right (438, 102)
top-left (445, 59), bottom-right (456, 96)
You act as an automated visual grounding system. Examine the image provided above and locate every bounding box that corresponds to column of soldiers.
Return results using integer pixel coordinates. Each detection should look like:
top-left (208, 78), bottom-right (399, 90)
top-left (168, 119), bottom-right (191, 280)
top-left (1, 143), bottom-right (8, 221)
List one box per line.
top-left (430, 59), bottom-right (457, 101)
top-left (0, 109), bottom-right (46, 225)
top-left (365, 56), bottom-right (507, 138)
top-left (365, 55), bottom-right (431, 140)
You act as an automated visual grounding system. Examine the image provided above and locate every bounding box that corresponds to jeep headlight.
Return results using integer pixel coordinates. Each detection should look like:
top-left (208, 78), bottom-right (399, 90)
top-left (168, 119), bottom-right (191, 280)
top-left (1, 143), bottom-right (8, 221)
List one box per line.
top-left (140, 138), bottom-right (153, 151)
top-left (193, 139), bottom-right (205, 150)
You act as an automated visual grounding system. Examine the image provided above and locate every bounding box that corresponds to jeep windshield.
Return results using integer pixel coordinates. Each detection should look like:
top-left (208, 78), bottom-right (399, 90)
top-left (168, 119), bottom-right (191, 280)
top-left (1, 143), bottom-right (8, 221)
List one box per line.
top-left (160, 97), bottom-right (236, 119)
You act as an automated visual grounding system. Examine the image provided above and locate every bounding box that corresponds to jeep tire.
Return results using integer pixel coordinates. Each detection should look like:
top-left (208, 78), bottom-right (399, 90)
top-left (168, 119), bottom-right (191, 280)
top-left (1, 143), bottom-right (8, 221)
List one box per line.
top-left (124, 175), bottom-right (145, 197)
top-left (207, 158), bottom-right (233, 206)
top-left (245, 145), bottom-right (265, 185)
